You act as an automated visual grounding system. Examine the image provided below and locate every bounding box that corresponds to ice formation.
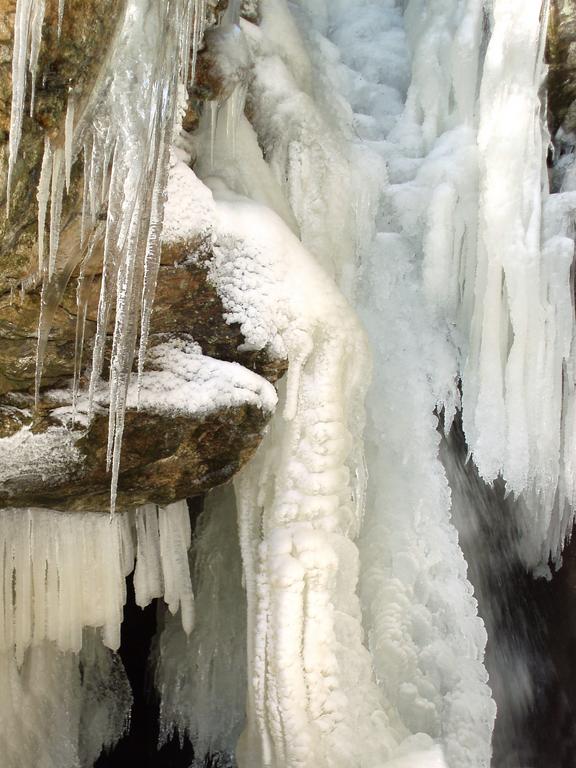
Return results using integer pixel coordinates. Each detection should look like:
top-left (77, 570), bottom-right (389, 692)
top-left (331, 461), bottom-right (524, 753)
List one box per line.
top-left (9, 0), bottom-right (207, 511)
top-left (151, 1), bottom-right (493, 765)
top-left (3, 0), bottom-right (576, 766)
top-left (156, 486), bottom-right (247, 765)
top-left (0, 631), bottom-right (132, 768)
top-left (0, 502), bottom-right (194, 766)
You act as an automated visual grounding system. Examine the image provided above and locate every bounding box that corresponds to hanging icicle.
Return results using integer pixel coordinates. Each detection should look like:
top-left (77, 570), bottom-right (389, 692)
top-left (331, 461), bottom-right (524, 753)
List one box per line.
top-left (8, 0), bottom-right (208, 510)
top-left (0, 501), bottom-right (193, 664)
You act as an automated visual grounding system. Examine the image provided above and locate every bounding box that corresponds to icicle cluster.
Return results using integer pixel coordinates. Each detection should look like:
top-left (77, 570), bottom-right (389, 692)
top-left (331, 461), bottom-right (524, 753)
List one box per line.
top-left (400, 0), bottom-right (576, 568)
top-left (0, 499), bottom-right (193, 768)
top-left (9, 0), bottom-right (207, 511)
top-left (0, 501), bottom-right (193, 663)
top-left (156, 486), bottom-right (247, 764)
top-left (461, 0), bottom-right (576, 567)
top-left (7, 0), bottom-right (57, 212)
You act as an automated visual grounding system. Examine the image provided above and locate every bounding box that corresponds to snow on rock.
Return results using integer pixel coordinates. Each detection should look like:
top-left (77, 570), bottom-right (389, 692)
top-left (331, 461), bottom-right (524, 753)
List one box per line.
top-left (91, 338), bottom-right (277, 417)
top-left (50, 337), bottom-right (277, 417)
top-left (162, 156), bottom-right (216, 248)
top-left (0, 424), bottom-right (83, 489)
top-left (0, 340), bottom-right (278, 508)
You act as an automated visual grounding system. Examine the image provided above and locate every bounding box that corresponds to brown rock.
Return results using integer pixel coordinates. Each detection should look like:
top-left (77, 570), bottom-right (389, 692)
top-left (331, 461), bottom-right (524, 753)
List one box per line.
top-left (0, 239), bottom-right (286, 397)
top-left (547, 0), bottom-right (576, 136)
top-left (0, 0), bottom-right (124, 294)
top-left (0, 384), bottom-right (271, 512)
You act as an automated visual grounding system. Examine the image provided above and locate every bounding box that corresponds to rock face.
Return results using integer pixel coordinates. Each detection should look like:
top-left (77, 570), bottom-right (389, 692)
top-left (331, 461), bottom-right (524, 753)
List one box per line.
top-left (0, 0), bottom-right (284, 512)
top-left (547, 0), bottom-right (576, 136)
top-left (0, 0), bottom-right (124, 294)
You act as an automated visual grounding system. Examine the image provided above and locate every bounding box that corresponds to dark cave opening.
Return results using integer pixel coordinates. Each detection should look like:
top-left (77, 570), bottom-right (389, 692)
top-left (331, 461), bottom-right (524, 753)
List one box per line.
top-left (94, 574), bottom-right (194, 768)
top-left (96, 497), bottom-right (210, 768)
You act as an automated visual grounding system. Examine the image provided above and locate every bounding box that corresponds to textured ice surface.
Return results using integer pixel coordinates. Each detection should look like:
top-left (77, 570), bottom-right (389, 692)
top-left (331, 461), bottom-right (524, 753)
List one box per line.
top-left (206, 2), bottom-right (494, 766)
top-left (150, 1), bottom-right (490, 765)
top-left (51, 339), bottom-right (278, 418)
top-left (0, 630), bottom-right (131, 768)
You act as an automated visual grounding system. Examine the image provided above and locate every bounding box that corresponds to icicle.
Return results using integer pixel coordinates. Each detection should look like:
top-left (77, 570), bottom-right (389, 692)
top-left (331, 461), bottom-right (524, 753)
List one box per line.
top-left (87, 146), bottom-right (122, 415)
top-left (224, 0), bottom-right (242, 25)
top-left (225, 84), bottom-right (247, 160)
top-left (7, 0), bottom-right (34, 213)
top-left (72, 268), bottom-right (95, 411)
top-left (209, 101), bottom-right (219, 168)
top-left (36, 134), bottom-right (52, 273)
top-left (48, 147), bottom-right (65, 279)
top-left (105, 205), bottom-right (144, 512)
top-left (64, 91), bottom-right (75, 192)
top-left (28, 0), bottom-right (46, 117)
top-left (57, 0), bottom-right (65, 38)
top-left (133, 505), bottom-right (163, 608)
top-left (158, 501), bottom-right (195, 633)
top-left (190, 0), bottom-right (207, 86)
top-left (80, 138), bottom-right (91, 245)
top-left (137, 119), bottom-right (170, 394)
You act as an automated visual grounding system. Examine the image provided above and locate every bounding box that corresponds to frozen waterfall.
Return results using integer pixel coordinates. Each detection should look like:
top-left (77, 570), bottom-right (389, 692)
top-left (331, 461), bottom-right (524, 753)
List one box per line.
top-left (2, 0), bottom-right (576, 766)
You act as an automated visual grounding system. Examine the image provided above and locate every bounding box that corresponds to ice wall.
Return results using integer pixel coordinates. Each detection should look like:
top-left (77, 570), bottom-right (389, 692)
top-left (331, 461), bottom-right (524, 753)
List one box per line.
top-left (157, 0), bottom-right (495, 765)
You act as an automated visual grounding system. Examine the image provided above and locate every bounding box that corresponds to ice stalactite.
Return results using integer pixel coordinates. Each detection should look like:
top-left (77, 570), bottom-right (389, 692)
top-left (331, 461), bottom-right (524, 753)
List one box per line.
top-left (156, 486), bottom-right (247, 765)
top-left (460, 0), bottom-right (576, 569)
top-left (0, 501), bottom-right (194, 768)
top-left (8, 0), bottom-right (208, 510)
top-left (0, 502), bottom-right (193, 660)
top-left (7, 0), bottom-right (42, 211)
